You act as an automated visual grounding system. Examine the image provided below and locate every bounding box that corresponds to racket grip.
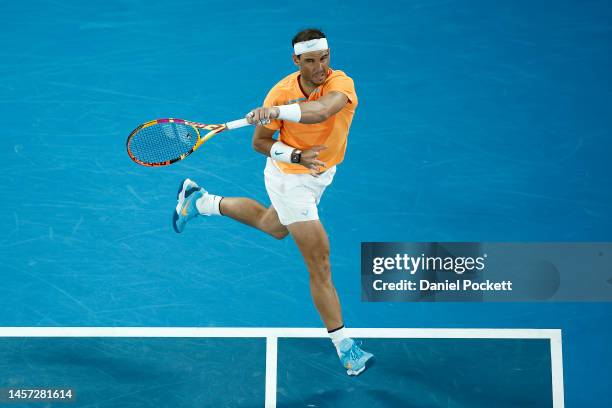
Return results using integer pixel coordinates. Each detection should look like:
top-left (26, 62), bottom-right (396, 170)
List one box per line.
top-left (225, 118), bottom-right (251, 130)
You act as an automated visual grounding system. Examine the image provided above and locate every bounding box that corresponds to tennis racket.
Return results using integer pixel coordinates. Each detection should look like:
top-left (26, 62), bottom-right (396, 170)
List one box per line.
top-left (126, 117), bottom-right (251, 167)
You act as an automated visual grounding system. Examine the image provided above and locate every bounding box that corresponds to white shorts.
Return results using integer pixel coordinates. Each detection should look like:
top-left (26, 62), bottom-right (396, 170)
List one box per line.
top-left (264, 158), bottom-right (336, 226)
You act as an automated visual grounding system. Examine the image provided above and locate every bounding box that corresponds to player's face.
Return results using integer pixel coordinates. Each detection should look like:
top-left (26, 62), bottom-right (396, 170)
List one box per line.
top-left (294, 50), bottom-right (330, 86)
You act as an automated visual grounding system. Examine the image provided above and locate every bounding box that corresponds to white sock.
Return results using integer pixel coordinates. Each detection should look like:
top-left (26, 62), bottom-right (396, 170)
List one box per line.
top-left (195, 192), bottom-right (223, 216)
top-left (329, 326), bottom-right (349, 351)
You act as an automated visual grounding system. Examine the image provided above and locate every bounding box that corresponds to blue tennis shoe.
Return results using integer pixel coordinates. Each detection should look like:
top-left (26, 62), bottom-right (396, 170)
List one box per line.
top-left (173, 178), bottom-right (202, 233)
top-left (338, 339), bottom-right (374, 376)
top-left (176, 178), bottom-right (200, 203)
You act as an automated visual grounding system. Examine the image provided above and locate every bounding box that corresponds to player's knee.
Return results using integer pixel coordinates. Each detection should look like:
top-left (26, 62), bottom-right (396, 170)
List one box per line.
top-left (309, 268), bottom-right (332, 287)
top-left (262, 220), bottom-right (288, 240)
top-left (305, 251), bottom-right (331, 282)
top-left (311, 248), bottom-right (330, 267)
top-left (258, 209), bottom-right (287, 239)
top-left (270, 230), bottom-right (289, 240)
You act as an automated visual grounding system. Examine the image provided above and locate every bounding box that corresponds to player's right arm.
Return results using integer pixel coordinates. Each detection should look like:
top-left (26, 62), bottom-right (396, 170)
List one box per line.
top-left (252, 125), bottom-right (277, 156)
top-left (246, 91), bottom-right (347, 126)
top-left (252, 125), bottom-right (326, 174)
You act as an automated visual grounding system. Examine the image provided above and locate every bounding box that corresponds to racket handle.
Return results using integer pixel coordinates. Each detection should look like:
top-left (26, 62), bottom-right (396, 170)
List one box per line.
top-left (225, 118), bottom-right (251, 130)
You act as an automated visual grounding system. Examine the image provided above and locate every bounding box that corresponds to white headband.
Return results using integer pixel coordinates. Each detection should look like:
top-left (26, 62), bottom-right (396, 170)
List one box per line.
top-left (293, 38), bottom-right (329, 55)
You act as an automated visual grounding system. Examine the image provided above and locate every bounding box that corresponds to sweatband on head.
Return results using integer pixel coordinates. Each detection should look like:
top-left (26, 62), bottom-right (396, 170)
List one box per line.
top-left (293, 38), bottom-right (329, 55)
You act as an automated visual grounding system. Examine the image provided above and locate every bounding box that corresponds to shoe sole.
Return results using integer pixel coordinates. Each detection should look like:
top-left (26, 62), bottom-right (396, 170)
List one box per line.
top-left (347, 354), bottom-right (374, 376)
top-left (172, 211), bottom-right (181, 233)
top-left (173, 178), bottom-right (199, 234)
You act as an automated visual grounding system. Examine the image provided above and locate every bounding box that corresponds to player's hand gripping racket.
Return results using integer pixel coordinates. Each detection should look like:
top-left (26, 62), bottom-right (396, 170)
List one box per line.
top-left (126, 117), bottom-right (251, 167)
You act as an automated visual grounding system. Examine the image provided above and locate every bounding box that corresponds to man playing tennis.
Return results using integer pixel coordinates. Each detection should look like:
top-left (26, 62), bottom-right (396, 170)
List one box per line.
top-left (172, 28), bottom-right (373, 376)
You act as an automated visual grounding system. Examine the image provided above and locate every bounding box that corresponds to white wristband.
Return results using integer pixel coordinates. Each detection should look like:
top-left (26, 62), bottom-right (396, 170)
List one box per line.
top-left (275, 104), bottom-right (302, 123)
top-left (270, 141), bottom-right (294, 163)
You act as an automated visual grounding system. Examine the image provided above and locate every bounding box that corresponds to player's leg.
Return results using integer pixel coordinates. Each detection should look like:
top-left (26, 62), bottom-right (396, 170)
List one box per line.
top-left (172, 178), bottom-right (288, 239)
top-left (286, 219), bottom-right (342, 330)
top-left (220, 198), bottom-right (288, 239)
top-left (288, 219), bottom-right (374, 376)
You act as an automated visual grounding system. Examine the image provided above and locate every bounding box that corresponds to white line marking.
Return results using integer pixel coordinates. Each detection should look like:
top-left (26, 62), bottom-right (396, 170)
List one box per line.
top-left (550, 330), bottom-right (565, 408)
top-left (0, 327), bottom-right (560, 339)
top-left (265, 336), bottom-right (277, 408)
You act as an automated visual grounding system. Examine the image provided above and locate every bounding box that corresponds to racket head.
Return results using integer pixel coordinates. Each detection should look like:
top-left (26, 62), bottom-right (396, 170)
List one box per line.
top-left (126, 118), bottom-right (226, 167)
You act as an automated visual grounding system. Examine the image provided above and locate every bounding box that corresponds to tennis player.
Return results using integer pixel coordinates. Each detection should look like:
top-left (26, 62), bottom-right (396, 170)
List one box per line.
top-left (173, 28), bottom-right (373, 376)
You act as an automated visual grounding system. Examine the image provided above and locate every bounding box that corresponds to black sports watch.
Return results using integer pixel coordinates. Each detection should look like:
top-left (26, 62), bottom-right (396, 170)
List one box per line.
top-left (291, 149), bottom-right (302, 163)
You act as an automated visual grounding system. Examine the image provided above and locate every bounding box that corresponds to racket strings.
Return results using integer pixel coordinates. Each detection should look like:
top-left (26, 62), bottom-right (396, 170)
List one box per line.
top-left (129, 122), bottom-right (198, 164)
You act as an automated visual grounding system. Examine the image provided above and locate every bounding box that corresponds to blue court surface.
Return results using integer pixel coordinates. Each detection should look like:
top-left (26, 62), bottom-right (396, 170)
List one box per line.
top-left (1, 0), bottom-right (612, 407)
top-left (0, 334), bottom-right (266, 407)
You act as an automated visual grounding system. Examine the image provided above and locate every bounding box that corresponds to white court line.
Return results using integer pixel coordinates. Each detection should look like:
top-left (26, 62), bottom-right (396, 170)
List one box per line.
top-left (265, 336), bottom-right (277, 408)
top-left (0, 327), bottom-right (560, 338)
top-left (549, 330), bottom-right (565, 408)
top-left (0, 327), bottom-right (564, 408)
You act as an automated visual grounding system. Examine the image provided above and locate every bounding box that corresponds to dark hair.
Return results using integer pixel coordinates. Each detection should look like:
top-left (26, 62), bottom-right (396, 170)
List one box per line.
top-left (292, 28), bottom-right (326, 46)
